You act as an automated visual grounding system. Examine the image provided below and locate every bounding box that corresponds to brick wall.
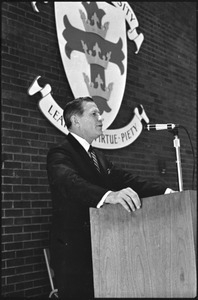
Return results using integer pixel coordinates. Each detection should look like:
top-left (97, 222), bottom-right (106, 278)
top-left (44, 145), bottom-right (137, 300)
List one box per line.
top-left (1, 2), bottom-right (196, 298)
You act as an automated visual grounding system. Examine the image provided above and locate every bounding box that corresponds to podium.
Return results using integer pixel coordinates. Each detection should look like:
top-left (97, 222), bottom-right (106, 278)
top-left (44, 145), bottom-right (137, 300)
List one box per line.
top-left (90, 190), bottom-right (197, 298)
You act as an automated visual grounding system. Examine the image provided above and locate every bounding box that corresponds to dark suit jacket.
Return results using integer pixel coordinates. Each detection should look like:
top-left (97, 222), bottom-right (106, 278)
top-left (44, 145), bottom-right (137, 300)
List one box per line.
top-left (46, 133), bottom-right (167, 296)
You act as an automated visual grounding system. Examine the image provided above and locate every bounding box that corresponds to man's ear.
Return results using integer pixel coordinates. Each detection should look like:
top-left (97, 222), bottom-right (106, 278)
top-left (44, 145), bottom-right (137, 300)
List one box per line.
top-left (71, 115), bottom-right (80, 127)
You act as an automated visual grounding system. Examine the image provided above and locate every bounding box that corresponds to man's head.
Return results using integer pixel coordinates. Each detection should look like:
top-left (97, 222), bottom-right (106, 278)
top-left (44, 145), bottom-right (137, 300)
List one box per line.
top-left (63, 97), bottom-right (103, 144)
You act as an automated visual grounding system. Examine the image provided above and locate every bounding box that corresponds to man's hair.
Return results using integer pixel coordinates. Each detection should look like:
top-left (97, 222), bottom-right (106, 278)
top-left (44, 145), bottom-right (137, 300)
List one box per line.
top-left (63, 96), bottom-right (94, 129)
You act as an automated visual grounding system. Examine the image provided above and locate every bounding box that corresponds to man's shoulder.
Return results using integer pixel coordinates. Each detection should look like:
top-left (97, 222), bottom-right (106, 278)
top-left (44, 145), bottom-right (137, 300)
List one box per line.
top-left (48, 136), bottom-right (71, 153)
top-left (46, 136), bottom-right (74, 166)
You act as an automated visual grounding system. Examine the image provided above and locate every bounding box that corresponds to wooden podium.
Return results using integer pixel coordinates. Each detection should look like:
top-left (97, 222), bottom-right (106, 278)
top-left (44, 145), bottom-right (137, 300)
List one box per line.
top-left (90, 190), bottom-right (197, 298)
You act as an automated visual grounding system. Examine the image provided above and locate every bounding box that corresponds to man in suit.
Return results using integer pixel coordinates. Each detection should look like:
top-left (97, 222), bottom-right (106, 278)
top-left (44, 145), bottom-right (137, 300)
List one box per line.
top-left (47, 96), bottom-right (174, 299)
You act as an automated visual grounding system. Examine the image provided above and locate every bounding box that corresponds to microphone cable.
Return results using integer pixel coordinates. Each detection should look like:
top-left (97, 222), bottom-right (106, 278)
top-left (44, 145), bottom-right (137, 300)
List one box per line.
top-left (173, 125), bottom-right (196, 190)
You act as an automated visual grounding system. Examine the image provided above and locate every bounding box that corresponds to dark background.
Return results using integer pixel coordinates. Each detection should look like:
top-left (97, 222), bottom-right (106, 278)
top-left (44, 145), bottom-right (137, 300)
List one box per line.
top-left (1, 1), bottom-right (196, 298)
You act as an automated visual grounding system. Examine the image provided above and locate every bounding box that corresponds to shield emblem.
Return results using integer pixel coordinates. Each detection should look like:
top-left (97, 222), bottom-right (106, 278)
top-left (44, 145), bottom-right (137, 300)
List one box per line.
top-left (54, 2), bottom-right (127, 131)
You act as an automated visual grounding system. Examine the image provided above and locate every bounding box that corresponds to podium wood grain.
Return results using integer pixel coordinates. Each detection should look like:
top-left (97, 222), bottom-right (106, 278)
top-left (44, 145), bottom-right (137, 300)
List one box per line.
top-left (90, 190), bottom-right (197, 298)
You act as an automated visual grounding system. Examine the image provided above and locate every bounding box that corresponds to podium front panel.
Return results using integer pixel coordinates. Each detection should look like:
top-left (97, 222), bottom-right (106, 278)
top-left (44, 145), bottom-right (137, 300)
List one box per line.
top-left (90, 190), bottom-right (197, 298)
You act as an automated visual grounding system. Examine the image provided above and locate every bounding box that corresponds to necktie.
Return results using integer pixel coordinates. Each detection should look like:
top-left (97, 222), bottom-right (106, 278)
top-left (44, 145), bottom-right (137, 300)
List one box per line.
top-left (88, 146), bottom-right (101, 173)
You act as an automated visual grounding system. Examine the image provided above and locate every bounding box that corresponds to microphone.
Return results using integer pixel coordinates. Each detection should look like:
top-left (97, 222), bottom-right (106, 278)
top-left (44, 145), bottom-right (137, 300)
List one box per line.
top-left (144, 123), bottom-right (179, 131)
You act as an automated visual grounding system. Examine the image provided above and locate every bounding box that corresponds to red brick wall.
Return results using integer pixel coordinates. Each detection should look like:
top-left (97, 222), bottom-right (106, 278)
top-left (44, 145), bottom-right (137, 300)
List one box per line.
top-left (1, 2), bottom-right (196, 298)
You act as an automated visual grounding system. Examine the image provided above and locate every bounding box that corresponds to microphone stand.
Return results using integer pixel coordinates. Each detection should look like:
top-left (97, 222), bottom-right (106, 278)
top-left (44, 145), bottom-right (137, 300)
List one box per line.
top-left (170, 128), bottom-right (183, 191)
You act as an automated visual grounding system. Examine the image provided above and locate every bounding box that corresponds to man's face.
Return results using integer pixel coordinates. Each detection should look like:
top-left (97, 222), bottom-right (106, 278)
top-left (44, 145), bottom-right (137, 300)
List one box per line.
top-left (77, 101), bottom-right (103, 143)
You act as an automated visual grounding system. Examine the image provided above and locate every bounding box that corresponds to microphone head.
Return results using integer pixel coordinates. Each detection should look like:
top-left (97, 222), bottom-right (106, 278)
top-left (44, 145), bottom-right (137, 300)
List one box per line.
top-left (144, 123), bottom-right (180, 131)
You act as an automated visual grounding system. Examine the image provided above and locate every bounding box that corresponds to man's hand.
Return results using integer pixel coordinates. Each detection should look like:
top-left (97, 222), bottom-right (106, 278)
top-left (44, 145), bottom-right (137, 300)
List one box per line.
top-left (104, 187), bottom-right (141, 213)
top-left (165, 188), bottom-right (178, 194)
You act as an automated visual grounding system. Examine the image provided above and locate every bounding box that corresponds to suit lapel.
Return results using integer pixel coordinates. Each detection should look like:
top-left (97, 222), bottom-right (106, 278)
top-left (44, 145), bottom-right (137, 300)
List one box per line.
top-left (67, 133), bottom-right (103, 176)
top-left (67, 134), bottom-right (109, 177)
top-left (67, 133), bottom-right (90, 163)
